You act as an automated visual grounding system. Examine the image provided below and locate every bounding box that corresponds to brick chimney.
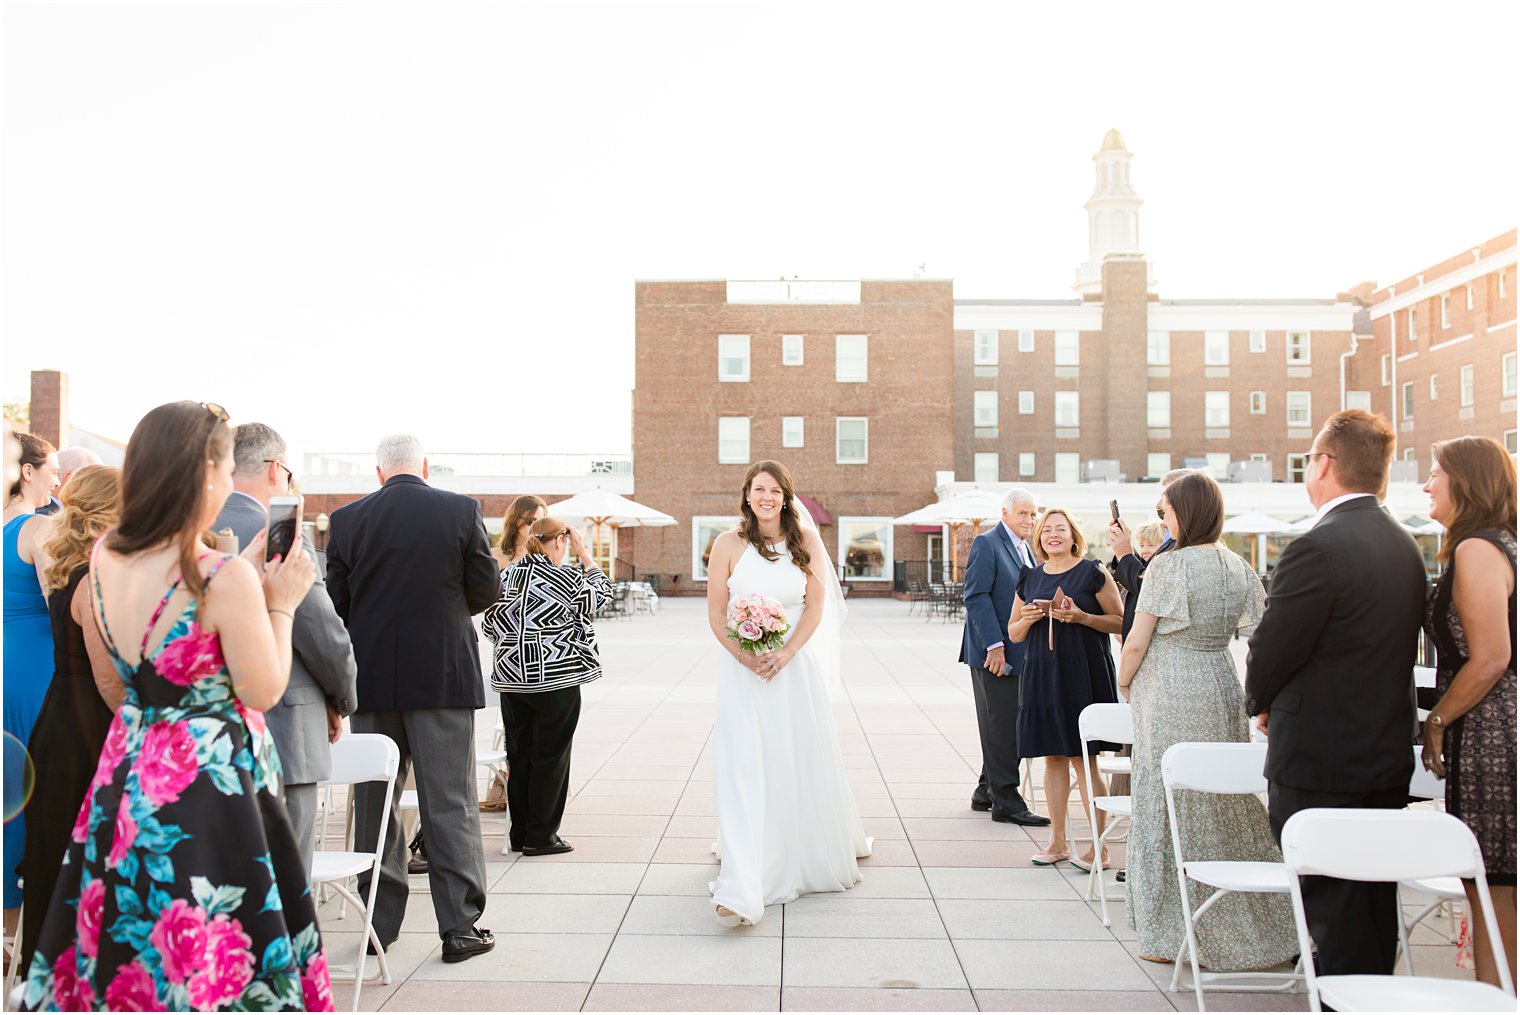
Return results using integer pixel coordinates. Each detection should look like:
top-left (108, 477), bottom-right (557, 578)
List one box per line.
top-left (29, 370), bottom-right (67, 448)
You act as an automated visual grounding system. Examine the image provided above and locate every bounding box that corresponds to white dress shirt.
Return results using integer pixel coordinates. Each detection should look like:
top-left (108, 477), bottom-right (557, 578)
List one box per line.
top-left (1309, 492), bottom-right (1377, 529)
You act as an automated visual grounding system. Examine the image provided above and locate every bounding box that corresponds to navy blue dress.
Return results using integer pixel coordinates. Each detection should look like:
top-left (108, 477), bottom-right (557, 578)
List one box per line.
top-left (1015, 558), bottom-right (1119, 758)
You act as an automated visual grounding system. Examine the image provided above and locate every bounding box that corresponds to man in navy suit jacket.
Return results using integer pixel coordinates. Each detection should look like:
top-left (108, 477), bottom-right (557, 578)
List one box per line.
top-left (959, 489), bottom-right (1050, 825)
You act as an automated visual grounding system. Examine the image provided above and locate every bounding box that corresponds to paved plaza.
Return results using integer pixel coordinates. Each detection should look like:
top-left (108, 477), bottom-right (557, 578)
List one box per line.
top-left (318, 599), bottom-right (1473, 1012)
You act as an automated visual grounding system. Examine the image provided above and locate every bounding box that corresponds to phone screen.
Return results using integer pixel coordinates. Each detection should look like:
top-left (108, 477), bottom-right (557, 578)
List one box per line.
top-left (266, 498), bottom-right (301, 563)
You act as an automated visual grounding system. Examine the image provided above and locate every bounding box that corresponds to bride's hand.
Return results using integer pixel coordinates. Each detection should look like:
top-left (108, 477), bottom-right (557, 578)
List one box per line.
top-left (756, 647), bottom-right (792, 681)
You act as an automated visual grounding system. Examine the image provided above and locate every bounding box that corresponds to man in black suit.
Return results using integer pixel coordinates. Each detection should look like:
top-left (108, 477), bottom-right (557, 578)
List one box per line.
top-left (959, 488), bottom-right (1049, 826)
top-left (327, 434), bottom-right (502, 963)
top-left (1245, 409), bottom-right (1426, 977)
top-left (1107, 468), bottom-right (1192, 640)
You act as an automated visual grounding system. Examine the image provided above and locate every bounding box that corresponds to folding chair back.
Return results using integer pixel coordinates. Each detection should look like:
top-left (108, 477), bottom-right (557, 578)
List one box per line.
top-left (1407, 745), bottom-right (1445, 802)
top-left (1077, 702), bottom-right (1133, 747)
top-left (328, 732), bottom-right (400, 787)
top-left (1161, 741), bottom-right (1267, 795)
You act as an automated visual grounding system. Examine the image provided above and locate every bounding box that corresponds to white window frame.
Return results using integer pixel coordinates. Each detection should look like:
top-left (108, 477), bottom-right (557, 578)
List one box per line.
top-left (1286, 454), bottom-right (1308, 484)
top-left (1018, 452), bottom-right (1036, 477)
top-left (974, 330), bottom-right (999, 366)
top-left (717, 416), bottom-right (750, 464)
top-left (1501, 271), bottom-right (1508, 300)
top-left (1381, 353), bottom-right (1391, 386)
top-left (1147, 330), bottom-right (1170, 366)
top-left (973, 391), bottom-right (998, 428)
top-left (835, 334), bottom-right (868, 383)
top-left (1205, 453), bottom-right (1230, 480)
top-left (1460, 363), bottom-right (1474, 407)
top-left (1286, 391), bottom-right (1312, 428)
top-left (1146, 390), bottom-right (1170, 428)
top-left (1204, 330), bottom-right (1230, 366)
top-left (837, 517), bottom-right (893, 583)
top-left (1440, 293), bottom-right (1451, 329)
top-left (1408, 308), bottom-right (1418, 342)
top-left (835, 416), bottom-right (868, 464)
top-left (1346, 390), bottom-right (1373, 412)
top-left (1466, 283), bottom-right (1474, 310)
top-left (1054, 391), bottom-right (1080, 427)
top-left (1054, 330), bottom-right (1079, 366)
top-left (1018, 390), bottom-right (1034, 415)
top-left (1286, 331), bottom-right (1311, 365)
top-left (718, 334), bottom-right (750, 382)
top-left (781, 416), bottom-right (804, 448)
top-left (1054, 453), bottom-right (1081, 484)
top-left (1249, 390), bottom-right (1266, 415)
top-left (691, 515), bottom-right (741, 581)
top-left (1401, 381), bottom-right (1415, 420)
top-left (973, 452), bottom-right (999, 484)
top-left (1429, 374), bottom-right (1439, 401)
top-left (1205, 390), bottom-right (1230, 428)
top-left (1249, 329), bottom-right (1267, 353)
top-left (1503, 352), bottom-right (1517, 397)
top-left (1505, 430), bottom-right (1517, 455)
top-left (781, 334), bottom-right (804, 366)
top-left (1018, 328), bottom-right (1034, 353)
top-left (1146, 452), bottom-right (1172, 478)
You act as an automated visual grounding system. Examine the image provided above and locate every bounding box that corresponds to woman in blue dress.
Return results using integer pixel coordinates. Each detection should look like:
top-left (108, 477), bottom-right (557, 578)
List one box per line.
top-left (1008, 507), bottom-right (1124, 870)
top-left (4, 431), bottom-right (60, 931)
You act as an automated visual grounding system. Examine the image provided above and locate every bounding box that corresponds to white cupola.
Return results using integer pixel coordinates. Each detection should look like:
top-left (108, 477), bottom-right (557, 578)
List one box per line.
top-left (1075, 129), bottom-right (1147, 294)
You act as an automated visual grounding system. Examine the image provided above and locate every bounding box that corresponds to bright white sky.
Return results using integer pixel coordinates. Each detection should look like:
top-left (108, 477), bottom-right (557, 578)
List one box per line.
top-left (3, 1), bottom-right (1516, 464)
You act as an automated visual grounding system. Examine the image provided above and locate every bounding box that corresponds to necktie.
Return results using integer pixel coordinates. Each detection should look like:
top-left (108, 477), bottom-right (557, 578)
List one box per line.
top-left (1018, 543), bottom-right (1033, 568)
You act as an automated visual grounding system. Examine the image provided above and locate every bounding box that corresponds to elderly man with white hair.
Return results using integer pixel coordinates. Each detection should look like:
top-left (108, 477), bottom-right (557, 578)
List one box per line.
top-left (33, 446), bottom-right (102, 516)
top-left (325, 434), bottom-right (502, 963)
top-left (958, 487), bottom-right (1050, 826)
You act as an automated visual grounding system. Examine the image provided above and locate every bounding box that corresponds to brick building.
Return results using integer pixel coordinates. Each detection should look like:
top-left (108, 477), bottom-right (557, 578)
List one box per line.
top-left (629, 130), bottom-right (1515, 593)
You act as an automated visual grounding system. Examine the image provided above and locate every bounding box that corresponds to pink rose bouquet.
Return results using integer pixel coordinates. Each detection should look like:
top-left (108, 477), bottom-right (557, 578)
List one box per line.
top-left (725, 594), bottom-right (790, 654)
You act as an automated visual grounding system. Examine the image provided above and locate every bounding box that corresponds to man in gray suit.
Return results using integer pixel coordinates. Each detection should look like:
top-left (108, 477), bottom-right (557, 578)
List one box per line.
top-left (214, 422), bottom-right (358, 874)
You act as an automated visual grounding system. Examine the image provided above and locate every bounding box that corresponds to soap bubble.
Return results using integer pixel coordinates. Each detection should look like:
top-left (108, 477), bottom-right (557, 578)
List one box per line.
top-left (3, 731), bottom-right (36, 823)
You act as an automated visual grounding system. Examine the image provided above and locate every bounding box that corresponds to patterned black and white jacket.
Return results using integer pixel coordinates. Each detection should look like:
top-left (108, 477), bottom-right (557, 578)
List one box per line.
top-left (483, 554), bottom-right (613, 693)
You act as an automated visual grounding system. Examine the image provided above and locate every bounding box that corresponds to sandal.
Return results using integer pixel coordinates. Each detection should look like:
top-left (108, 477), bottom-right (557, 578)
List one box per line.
top-left (1030, 849), bottom-right (1071, 866)
top-left (714, 905), bottom-right (751, 928)
top-left (1137, 954), bottom-right (1173, 964)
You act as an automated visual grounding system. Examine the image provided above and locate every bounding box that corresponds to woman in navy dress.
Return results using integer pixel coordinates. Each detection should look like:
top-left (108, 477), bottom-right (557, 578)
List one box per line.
top-left (1008, 507), bottom-right (1123, 870)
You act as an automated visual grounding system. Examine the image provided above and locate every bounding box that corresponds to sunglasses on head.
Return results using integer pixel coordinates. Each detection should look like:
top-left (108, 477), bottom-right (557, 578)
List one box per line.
top-left (200, 401), bottom-right (230, 423)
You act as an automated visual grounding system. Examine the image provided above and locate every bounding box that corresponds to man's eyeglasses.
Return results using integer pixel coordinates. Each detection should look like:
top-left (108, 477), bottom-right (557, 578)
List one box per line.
top-left (1304, 451), bottom-right (1336, 462)
top-left (265, 459), bottom-right (294, 484)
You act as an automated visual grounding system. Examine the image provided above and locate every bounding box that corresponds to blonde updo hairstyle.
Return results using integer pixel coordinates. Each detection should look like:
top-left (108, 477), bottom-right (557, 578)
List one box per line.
top-left (524, 515), bottom-right (571, 559)
top-left (43, 464), bottom-right (123, 591)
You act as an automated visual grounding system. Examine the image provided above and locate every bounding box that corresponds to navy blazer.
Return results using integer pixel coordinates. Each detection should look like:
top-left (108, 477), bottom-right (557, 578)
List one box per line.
top-left (959, 524), bottom-right (1032, 674)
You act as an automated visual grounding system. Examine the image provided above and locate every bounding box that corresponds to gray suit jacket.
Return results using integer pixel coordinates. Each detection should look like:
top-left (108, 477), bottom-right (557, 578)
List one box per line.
top-left (214, 491), bottom-right (358, 785)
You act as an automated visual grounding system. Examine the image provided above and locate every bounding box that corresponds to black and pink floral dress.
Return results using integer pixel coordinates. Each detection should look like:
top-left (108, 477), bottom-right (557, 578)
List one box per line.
top-left (20, 545), bottom-right (333, 1012)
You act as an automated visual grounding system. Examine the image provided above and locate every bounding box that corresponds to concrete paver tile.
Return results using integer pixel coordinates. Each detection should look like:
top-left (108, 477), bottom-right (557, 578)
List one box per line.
top-left (955, 939), bottom-right (1157, 990)
top-left (937, 898), bottom-right (1115, 939)
top-left (584, 983), bottom-right (780, 1011)
top-left (972, 989), bottom-right (1175, 1011)
top-left (378, 980), bottom-right (590, 1011)
top-left (782, 896), bottom-right (946, 939)
top-left (515, 835), bottom-right (660, 863)
top-left (598, 934), bottom-right (783, 986)
top-left (781, 936), bottom-right (967, 989)
top-left (636, 862), bottom-right (720, 896)
top-left (408, 932), bottom-right (614, 982)
top-left (491, 861), bottom-right (648, 895)
top-left (782, 986), bottom-right (977, 1011)
top-left (621, 894), bottom-right (782, 936)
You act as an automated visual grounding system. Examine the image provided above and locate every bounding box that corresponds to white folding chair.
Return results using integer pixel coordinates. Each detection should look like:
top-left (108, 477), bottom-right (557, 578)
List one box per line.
top-left (311, 733), bottom-right (400, 1011)
top-left (3, 904), bottom-right (23, 1009)
top-left (1281, 809), bottom-right (1516, 1012)
top-left (1077, 702), bottom-right (1133, 926)
top-left (1161, 742), bottom-right (1302, 1009)
top-left (1397, 746), bottom-right (1462, 969)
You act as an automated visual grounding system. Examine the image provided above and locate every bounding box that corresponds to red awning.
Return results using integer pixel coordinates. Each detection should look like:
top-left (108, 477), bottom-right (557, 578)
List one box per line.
top-left (912, 524), bottom-right (942, 533)
top-left (796, 494), bottom-right (832, 525)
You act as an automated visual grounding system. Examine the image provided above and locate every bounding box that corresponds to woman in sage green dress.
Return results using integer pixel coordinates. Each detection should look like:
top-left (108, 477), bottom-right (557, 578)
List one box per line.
top-left (1117, 471), bottom-right (1297, 970)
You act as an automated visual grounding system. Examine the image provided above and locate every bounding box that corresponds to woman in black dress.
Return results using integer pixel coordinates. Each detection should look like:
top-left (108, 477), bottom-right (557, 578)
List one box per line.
top-left (18, 464), bottom-right (122, 965)
top-left (1420, 435), bottom-right (1516, 990)
top-left (1008, 507), bottom-right (1124, 870)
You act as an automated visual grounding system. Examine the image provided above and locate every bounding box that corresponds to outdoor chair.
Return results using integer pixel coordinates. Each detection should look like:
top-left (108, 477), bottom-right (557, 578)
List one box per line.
top-left (311, 733), bottom-right (400, 1011)
top-left (1397, 745), bottom-right (1463, 969)
top-left (1077, 702), bottom-right (1133, 926)
top-left (1281, 809), bottom-right (1515, 1012)
top-left (1161, 741), bottom-right (1302, 1009)
top-left (396, 749), bottom-right (511, 857)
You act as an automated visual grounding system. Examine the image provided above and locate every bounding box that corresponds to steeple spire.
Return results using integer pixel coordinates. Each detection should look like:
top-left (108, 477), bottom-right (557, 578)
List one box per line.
top-left (1075, 129), bottom-right (1146, 294)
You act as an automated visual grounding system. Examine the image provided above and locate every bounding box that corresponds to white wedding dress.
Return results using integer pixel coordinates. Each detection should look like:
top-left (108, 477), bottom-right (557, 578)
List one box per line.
top-left (711, 540), bottom-right (872, 926)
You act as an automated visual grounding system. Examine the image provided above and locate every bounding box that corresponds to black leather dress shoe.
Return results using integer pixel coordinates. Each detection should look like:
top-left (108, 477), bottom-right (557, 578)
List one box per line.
top-left (991, 809), bottom-right (1052, 827)
top-left (441, 926), bottom-right (495, 964)
top-left (521, 836), bottom-right (574, 856)
top-left (407, 855), bottom-right (429, 875)
top-left (970, 800), bottom-right (991, 812)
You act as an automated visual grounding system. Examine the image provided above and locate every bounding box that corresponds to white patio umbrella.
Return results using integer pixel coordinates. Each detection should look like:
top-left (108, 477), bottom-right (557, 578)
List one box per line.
top-left (1406, 518), bottom-right (1444, 536)
top-left (547, 488), bottom-right (676, 576)
top-left (894, 489), bottom-right (1005, 580)
top-left (1222, 512), bottom-right (1296, 572)
top-left (1287, 515), bottom-right (1317, 534)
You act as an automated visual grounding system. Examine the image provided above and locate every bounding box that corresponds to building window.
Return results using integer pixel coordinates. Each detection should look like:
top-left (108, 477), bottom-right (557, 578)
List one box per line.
top-left (1205, 453), bottom-right (1230, 479)
top-left (1381, 354), bottom-right (1391, 386)
top-left (1506, 430), bottom-right (1517, 454)
top-left (718, 334), bottom-right (750, 382)
top-left (1286, 454), bottom-right (1307, 483)
top-left (836, 417), bottom-right (868, 464)
top-left (839, 518), bottom-right (892, 581)
top-left (1249, 329), bottom-right (1267, 353)
top-left (974, 453), bottom-right (999, 484)
top-left (1204, 330), bottom-right (1230, 366)
top-left (692, 516), bottom-right (741, 581)
top-left (1286, 391), bottom-right (1312, 428)
top-left (1501, 271), bottom-right (1509, 300)
top-left (1250, 453), bottom-right (1269, 463)
top-left (1466, 284), bottom-right (1474, 310)
top-left (1018, 390), bottom-right (1034, 414)
top-left (717, 417), bottom-right (750, 463)
top-left (782, 334), bottom-right (804, 366)
top-left (835, 334), bottom-right (868, 382)
top-left (1249, 391), bottom-right (1266, 415)
top-left (974, 330), bottom-right (998, 365)
top-left (1346, 390), bottom-right (1372, 412)
top-left (1054, 330), bottom-right (1080, 366)
top-left (1408, 308), bottom-right (1418, 342)
top-left (1503, 352), bottom-right (1516, 397)
top-left (973, 391), bottom-right (998, 428)
top-left (1147, 331), bottom-right (1170, 365)
top-left (782, 416), bottom-right (804, 448)
top-left (1146, 391), bottom-right (1170, 428)
top-left (1429, 375), bottom-right (1439, 401)
top-left (1054, 391), bottom-right (1080, 427)
top-left (1018, 452), bottom-right (1036, 477)
top-left (1460, 364), bottom-right (1474, 407)
top-left (1147, 452), bottom-right (1172, 478)
top-left (1018, 328), bottom-right (1034, 352)
top-left (1054, 453), bottom-right (1081, 484)
top-left (1401, 381), bottom-right (1415, 420)
top-left (1287, 331), bottom-right (1311, 365)
top-left (1440, 293), bottom-right (1451, 329)
top-left (1205, 391), bottom-right (1230, 428)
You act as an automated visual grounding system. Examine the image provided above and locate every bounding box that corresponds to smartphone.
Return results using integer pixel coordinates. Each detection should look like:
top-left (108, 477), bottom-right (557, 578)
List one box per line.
top-left (266, 496), bottom-right (301, 563)
top-left (1031, 598), bottom-right (1054, 616)
top-left (1110, 499), bottom-right (1121, 523)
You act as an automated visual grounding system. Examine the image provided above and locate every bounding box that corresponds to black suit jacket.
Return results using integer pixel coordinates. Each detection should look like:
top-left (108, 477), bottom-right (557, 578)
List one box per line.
top-left (325, 474), bottom-right (501, 711)
top-left (1112, 533), bottom-right (1174, 639)
top-left (1244, 496), bottom-right (1426, 794)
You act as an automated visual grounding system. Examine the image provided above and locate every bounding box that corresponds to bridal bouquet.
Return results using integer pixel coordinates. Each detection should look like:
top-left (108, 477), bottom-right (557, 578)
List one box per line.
top-left (726, 594), bottom-right (790, 654)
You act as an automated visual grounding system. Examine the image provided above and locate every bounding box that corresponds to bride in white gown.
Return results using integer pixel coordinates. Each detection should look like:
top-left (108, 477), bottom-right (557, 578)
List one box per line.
top-left (704, 460), bottom-right (872, 927)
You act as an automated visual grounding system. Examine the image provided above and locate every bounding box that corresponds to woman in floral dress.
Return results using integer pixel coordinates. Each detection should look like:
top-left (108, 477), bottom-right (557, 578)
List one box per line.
top-left (21, 401), bottom-right (331, 1012)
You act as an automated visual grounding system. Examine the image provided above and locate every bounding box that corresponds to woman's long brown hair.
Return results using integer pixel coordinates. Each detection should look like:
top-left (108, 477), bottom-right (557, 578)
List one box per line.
top-left (1434, 436), bottom-right (1517, 566)
top-left (737, 460), bottom-right (812, 577)
top-left (43, 464), bottom-right (122, 591)
top-left (107, 402), bottom-right (234, 617)
top-left (501, 495), bottom-right (547, 560)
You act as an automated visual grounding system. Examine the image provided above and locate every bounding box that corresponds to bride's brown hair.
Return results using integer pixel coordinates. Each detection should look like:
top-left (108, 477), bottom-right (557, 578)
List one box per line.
top-left (738, 460), bottom-right (813, 578)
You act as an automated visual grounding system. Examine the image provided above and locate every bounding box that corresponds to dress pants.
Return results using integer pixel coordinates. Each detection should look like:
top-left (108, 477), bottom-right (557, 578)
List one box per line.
top-left (352, 708), bottom-right (488, 941)
top-left (969, 666), bottom-right (1027, 815)
top-left (500, 686), bottom-right (582, 850)
top-left (1268, 782), bottom-right (1408, 976)
top-left (283, 782), bottom-right (319, 877)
